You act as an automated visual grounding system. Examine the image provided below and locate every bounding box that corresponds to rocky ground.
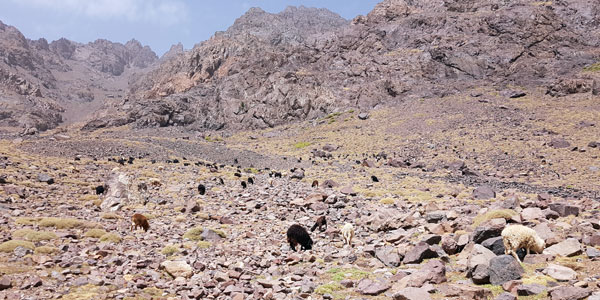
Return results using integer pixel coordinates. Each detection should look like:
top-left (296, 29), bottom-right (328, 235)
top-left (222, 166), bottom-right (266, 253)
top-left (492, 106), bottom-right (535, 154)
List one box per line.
top-left (1, 86), bottom-right (599, 299)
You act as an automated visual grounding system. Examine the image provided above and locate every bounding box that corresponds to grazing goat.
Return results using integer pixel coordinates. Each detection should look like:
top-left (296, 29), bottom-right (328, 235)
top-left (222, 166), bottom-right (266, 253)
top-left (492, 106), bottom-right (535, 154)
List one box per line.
top-left (341, 223), bottom-right (354, 246)
top-left (130, 214), bottom-right (150, 232)
top-left (312, 180), bottom-right (319, 188)
top-left (198, 184), bottom-right (206, 195)
top-left (501, 225), bottom-right (545, 262)
top-left (311, 216), bottom-right (327, 232)
top-left (247, 177), bottom-right (254, 185)
top-left (95, 185), bottom-right (105, 195)
top-left (287, 224), bottom-right (313, 251)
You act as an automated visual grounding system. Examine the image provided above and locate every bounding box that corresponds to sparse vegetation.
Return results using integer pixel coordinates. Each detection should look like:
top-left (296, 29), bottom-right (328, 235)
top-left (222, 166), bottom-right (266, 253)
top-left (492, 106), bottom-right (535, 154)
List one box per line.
top-left (472, 209), bottom-right (517, 227)
top-left (197, 241), bottom-right (212, 249)
top-left (99, 233), bottom-right (121, 243)
top-left (183, 226), bottom-right (204, 241)
top-left (293, 141), bottom-right (311, 149)
top-left (0, 240), bottom-right (35, 252)
top-left (35, 246), bottom-right (59, 254)
top-left (161, 245), bottom-right (180, 256)
top-left (12, 229), bottom-right (57, 242)
top-left (84, 229), bottom-right (108, 238)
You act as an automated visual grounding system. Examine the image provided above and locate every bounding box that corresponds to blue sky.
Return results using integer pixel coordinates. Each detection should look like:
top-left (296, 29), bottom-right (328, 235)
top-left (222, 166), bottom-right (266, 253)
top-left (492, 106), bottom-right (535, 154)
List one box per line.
top-left (0, 0), bottom-right (381, 56)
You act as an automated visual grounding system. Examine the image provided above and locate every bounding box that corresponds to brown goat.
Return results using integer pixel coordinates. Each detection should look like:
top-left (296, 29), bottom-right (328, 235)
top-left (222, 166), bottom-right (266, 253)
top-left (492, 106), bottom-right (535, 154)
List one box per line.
top-left (130, 214), bottom-right (150, 232)
top-left (311, 180), bottom-right (319, 188)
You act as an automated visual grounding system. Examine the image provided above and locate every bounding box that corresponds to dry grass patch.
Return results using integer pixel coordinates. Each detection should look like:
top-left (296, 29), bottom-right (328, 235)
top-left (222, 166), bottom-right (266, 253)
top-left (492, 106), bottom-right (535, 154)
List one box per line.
top-left (197, 241), bottom-right (212, 249)
top-left (84, 229), bottom-right (108, 239)
top-left (101, 212), bottom-right (121, 220)
top-left (35, 246), bottom-right (59, 254)
top-left (183, 227), bottom-right (204, 241)
top-left (12, 229), bottom-right (57, 242)
top-left (0, 240), bottom-right (35, 252)
top-left (39, 217), bottom-right (89, 229)
top-left (14, 217), bottom-right (40, 226)
top-left (99, 233), bottom-right (121, 243)
top-left (161, 245), bottom-right (180, 256)
top-left (472, 209), bottom-right (517, 227)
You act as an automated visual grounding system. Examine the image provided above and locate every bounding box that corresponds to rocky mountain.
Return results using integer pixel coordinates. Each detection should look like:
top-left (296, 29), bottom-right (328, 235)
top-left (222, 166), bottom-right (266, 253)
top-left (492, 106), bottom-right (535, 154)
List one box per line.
top-left (84, 0), bottom-right (600, 132)
top-left (0, 21), bottom-right (158, 134)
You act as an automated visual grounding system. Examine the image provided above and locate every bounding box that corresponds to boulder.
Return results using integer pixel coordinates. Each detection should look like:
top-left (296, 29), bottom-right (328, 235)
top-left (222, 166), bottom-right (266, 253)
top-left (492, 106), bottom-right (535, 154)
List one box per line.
top-left (473, 185), bottom-right (495, 200)
top-left (403, 242), bottom-right (438, 264)
top-left (549, 286), bottom-right (591, 300)
top-left (517, 284), bottom-right (547, 296)
top-left (472, 218), bottom-right (506, 244)
top-left (482, 237), bottom-right (505, 255)
top-left (356, 278), bottom-right (390, 295)
top-left (544, 264), bottom-right (577, 281)
top-left (488, 255), bottom-right (524, 285)
top-left (392, 287), bottom-right (432, 300)
top-left (161, 260), bottom-right (193, 278)
top-left (375, 246), bottom-right (402, 267)
top-left (101, 172), bottom-right (131, 211)
top-left (544, 238), bottom-right (582, 257)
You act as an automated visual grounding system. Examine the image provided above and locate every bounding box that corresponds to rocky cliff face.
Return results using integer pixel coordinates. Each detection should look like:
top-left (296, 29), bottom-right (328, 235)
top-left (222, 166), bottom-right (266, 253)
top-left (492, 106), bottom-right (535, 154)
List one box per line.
top-left (84, 0), bottom-right (600, 132)
top-left (0, 20), bottom-right (158, 133)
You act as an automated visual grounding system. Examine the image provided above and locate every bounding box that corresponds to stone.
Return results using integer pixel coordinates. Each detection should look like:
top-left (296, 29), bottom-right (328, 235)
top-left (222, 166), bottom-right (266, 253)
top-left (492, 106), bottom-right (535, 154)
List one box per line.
top-left (548, 203), bottom-right (580, 217)
top-left (549, 286), bottom-right (591, 300)
top-left (160, 260), bottom-right (193, 278)
top-left (482, 236), bottom-right (505, 255)
top-left (439, 284), bottom-right (493, 299)
top-left (441, 235), bottom-right (458, 255)
top-left (358, 113), bottom-right (370, 120)
top-left (473, 185), bottom-right (495, 200)
top-left (517, 284), bottom-right (547, 296)
top-left (340, 186), bottom-right (355, 195)
top-left (257, 279), bottom-right (279, 288)
top-left (399, 260), bottom-right (446, 288)
top-left (544, 238), bottom-right (582, 257)
top-left (472, 218), bottom-right (506, 244)
top-left (21, 276), bottom-right (42, 289)
top-left (403, 242), bottom-right (438, 264)
top-left (533, 223), bottom-right (556, 241)
top-left (521, 207), bottom-right (544, 221)
top-left (356, 278), bottom-right (390, 295)
top-left (101, 172), bottom-right (131, 211)
top-left (586, 247), bottom-right (600, 259)
top-left (291, 169), bottom-right (305, 180)
top-left (392, 287), bottom-right (432, 300)
top-left (471, 263), bottom-right (490, 284)
top-left (467, 244), bottom-right (496, 275)
top-left (544, 264), bottom-right (577, 281)
top-left (421, 234), bottom-right (442, 245)
top-left (0, 276), bottom-right (12, 290)
top-left (37, 173), bottom-right (54, 184)
top-left (495, 292), bottom-right (517, 300)
top-left (13, 246), bottom-right (32, 257)
top-left (502, 280), bottom-right (522, 294)
top-left (375, 246), bottom-right (402, 267)
top-left (201, 228), bottom-right (224, 242)
top-left (549, 138), bottom-right (571, 149)
top-left (488, 255), bottom-right (524, 285)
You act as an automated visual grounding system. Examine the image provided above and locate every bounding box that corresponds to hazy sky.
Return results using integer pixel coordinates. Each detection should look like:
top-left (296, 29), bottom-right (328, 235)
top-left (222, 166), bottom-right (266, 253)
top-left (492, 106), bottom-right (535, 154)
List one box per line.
top-left (0, 0), bottom-right (381, 56)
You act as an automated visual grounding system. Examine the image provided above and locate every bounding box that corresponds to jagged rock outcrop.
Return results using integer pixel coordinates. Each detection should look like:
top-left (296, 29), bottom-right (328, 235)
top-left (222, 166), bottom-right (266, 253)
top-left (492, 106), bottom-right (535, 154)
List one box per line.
top-left (85, 1), bottom-right (600, 132)
top-left (0, 20), bottom-right (158, 133)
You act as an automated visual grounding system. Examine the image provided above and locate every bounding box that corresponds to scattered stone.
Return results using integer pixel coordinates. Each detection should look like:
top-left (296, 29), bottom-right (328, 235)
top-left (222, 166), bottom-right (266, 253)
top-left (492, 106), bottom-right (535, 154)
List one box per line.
top-left (392, 287), bottom-right (432, 300)
top-left (549, 286), bottom-right (591, 300)
top-left (37, 173), bottom-right (54, 184)
top-left (439, 283), bottom-right (492, 299)
top-left (472, 218), bottom-right (506, 244)
top-left (160, 260), bottom-right (193, 278)
top-left (548, 203), bottom-right (580, 217)
top-left (517, 284), bottom-right (547, 296)
top-left (0, 277), bottom-right (12, 290)
top-left (544, 238), bottom-right (582, 257)
top-left (356, 278), bottom-right (390, 295)
top-left (549, 138), bottom-right (571, 149)
top-left (358, 113), bottom-right (370, 120)
top-left (488, 255), bottom-right (524, 285)
top-left (375, 246), bottom-right (402, 267)
top-left (473, 185), bottom-right (495, 200)
top-left (481, 236), bottom-right (505, 256)
top-left (495, 292), bottom-right (517, 300)
top-left (544, 264), bottom-right (577, 281)
top-left (403, 242), bottom-right (438, 264)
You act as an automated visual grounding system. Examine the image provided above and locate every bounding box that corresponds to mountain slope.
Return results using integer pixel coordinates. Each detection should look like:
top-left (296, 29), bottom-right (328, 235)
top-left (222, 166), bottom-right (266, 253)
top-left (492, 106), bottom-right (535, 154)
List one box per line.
top-left (0, 21), bottom-right (158, 134)
top-left (84, 0), bottom-right (600, 132)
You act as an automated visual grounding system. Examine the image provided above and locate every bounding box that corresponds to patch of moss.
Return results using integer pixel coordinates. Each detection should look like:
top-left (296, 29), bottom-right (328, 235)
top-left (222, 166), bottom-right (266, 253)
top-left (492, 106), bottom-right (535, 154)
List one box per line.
top-left (12, 229), bottom-right (57, 242)
top-left (99, 233), bottom-right (121, 243)
top-left (34, 246), bottom-right (58, 254)
top-left (161, 245), bottom-right (180, 256)
top-left (478, 284), bottom-right (503, 298)
top-left (327, 267), bottom-right (370, 281)
top-left (183, 226), bottom-right (204, 241)
top-left (84, 229), bottom-right (108, 239)
top-left (0, 240), bottom-right (35, 252)
top-left (583, 62), bottom-right (600, 72)
top-left (293, 141), bottom-right (311, 149)
top-left (197, 241), bottom-right (212, 249)
top-left (315, 282), bottom-right (344, 295)
top-left (472, 209), bottom-right (517, 227)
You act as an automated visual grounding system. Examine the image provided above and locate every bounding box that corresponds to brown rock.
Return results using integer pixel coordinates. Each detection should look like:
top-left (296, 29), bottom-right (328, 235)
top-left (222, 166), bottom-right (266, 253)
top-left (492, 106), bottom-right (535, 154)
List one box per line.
top-left (356, 278), bottom-right (390, 295)
top-left (549, 286), bottom-right (591, 300)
